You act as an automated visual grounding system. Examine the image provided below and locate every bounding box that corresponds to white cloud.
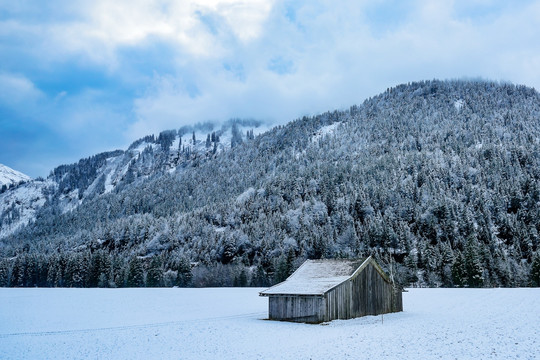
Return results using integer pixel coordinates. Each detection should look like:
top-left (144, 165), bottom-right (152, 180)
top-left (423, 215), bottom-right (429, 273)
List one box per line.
top-left (29, 0), bottom-right (275, 68)
top-left (0, 0), bottom-right (275, 72)
top-left (204, 0), bottom-right (274, 42)
top-left (120, 0), bottom-right (540, 139)
top-left (0, 73), bottom-right (44, 106)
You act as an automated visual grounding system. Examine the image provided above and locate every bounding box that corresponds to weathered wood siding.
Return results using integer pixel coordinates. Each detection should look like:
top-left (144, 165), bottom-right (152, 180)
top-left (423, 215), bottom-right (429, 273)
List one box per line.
top-left (325, 280), bottom-right (351, 320)
top-left (268, 295), bottom-right (325, 323)
top-left (350, 262), bottom-right (402, 317)
top-left (324, 263), bottom-right (402, 321)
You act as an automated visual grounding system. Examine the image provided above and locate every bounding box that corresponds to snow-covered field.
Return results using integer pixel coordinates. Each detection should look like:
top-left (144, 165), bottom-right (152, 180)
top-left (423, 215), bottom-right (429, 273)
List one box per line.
top-left (0, 288), bottom-right (538, 359)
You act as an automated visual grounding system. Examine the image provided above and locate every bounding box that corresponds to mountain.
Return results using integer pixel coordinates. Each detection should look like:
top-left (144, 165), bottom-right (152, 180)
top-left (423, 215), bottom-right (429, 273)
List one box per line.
top-left (0, 164), bottom-right (30, 188)
top-left (1, 80), bottom-right (540, 289)
top-left (0, 119), bottom-right (266, 238)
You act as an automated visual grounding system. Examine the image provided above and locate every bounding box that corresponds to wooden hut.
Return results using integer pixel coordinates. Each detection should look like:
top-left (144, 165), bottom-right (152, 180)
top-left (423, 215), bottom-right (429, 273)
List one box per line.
top-left (259, 256), bottom-right (402, 323)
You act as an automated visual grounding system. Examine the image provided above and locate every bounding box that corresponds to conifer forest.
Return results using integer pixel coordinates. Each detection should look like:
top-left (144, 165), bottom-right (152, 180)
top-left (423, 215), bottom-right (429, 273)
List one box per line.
top-left (1, 80), bottom-right (540, 288)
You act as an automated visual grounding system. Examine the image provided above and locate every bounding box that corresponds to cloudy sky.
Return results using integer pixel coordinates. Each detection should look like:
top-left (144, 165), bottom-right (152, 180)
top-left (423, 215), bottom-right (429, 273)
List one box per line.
top-left (1, 0), bottom-right (540, 177)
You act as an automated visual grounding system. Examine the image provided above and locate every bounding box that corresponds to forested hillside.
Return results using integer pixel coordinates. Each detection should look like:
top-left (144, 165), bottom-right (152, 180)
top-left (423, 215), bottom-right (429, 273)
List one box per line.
top-left (0, 119), bottom-right (263, 238)
top-left (1, 80), bottom-right (540, 288)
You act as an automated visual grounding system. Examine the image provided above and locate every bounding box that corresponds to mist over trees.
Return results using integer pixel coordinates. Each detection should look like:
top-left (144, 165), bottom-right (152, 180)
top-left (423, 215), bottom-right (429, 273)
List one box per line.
top-left (1, 80), bottom-right (540, 288)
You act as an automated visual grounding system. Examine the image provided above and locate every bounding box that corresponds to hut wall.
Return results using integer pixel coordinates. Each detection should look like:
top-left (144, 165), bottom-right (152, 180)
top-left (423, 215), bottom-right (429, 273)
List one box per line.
top-left (325, 280), bottom-right (351, 321)
top-left (268, 295), bottom-right (325, 323)
top-left (350, 262), bottom-right (402, 317)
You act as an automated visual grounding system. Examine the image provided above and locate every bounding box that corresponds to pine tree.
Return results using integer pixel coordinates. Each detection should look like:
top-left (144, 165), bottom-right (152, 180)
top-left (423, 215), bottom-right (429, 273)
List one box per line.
top-left (451, 251), bottom-right (466, 287)
top-left (250, 263), bottom-right (269, 287)
top-left (176, 257), bottom-right (192, 287)
top-left (146, 256), bottom-right (163, 287)
top-left (530, 252), bottom-right (540, 286)
top-left (98, 272), bottom-right (109, 288)
top-left (440, 243), bottom-right (455, 287)
top-left (274, 249), bottom-right (295, 283)
top-left (64, 254), bottom-right (87, 287)
top-left (464, 236), bottom-right (484, 287)
top-left (222, 239), bottom-right (236, 264)
top-left (46, 256), bottom-right (61, 287)
top-left (0, 260), bottom-right (9, 286)
top-left (88, 252), bottom-right (101, 287)
top-left (10, 256), bottom-right (25, 287)
top-left (64, 256), bottom-right (76, 287)
top-left (126, 256), bottom-right (145, 287)
top-left (233, 267), bottom-right (248, 287)
top-left (404, 254), bottom-right (419, 285)
top-left (98, 252), bottom-right (112, 288)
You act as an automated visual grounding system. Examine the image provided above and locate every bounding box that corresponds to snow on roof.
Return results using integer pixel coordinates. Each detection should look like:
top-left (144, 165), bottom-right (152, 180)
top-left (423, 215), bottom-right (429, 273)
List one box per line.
top-left (260, 258), bottom-right (367, 296)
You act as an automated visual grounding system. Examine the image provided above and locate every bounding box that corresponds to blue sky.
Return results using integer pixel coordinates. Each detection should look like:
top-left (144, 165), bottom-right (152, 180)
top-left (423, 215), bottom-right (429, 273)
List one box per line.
top-left (1, 0), bottom-right (540, 177)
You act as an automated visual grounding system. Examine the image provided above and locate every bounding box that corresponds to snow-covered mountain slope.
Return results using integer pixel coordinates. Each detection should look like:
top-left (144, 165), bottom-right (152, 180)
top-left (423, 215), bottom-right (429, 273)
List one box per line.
top-left (0, 164), bottom-right (30, 187)
top-left (0, 119), bottom-right (268, 238)
top-left (0, 179), bottom-right (49, 237)
top-left (2, 80), bottom-right (540, 289)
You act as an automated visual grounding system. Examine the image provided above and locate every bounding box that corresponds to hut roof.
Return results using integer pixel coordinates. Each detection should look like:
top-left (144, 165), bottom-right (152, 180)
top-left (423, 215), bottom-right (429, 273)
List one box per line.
top-left (260, 258), bottom-right (368, 296)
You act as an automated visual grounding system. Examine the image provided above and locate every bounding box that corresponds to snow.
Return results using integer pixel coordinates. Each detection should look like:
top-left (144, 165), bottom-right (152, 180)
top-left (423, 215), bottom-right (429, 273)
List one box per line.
top-left (102, 153), bottom-right (130, 194)
top-left (311, 122), bottom-right (341, 142)
top-left (171, 136), bottom-right (180, 151)
top-left (236, 187), bottom-right (256, 204)
top-left (454, 99), bottom-right (464, 111)
top-left (0, 180), bottom-right (48, 237)
top-left (131, 141), bottom-right (152, 156)
top-left (0, 164), bottom-right (30, 187)
top-left (1, 287), bottom-right (538, 360)
top-left (260, 259), bottom-right (365, 295)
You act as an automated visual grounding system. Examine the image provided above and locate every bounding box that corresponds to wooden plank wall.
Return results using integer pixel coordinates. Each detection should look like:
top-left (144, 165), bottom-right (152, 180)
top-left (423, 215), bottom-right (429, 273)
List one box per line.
top-left (325, 280), bottom-right (351, 321)
top-left (325, 263), bottom-right (402, 321)
top-left (268, 295), bottom-right (325, 323)
top-left (352, 262), bottom-right (402, 317)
